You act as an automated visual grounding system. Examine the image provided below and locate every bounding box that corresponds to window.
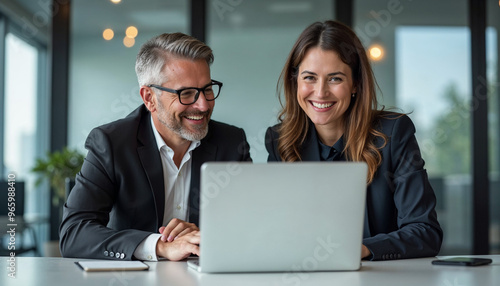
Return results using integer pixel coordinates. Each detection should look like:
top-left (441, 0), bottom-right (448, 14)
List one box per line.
top-left (2, 28), bottom-right (49, 255)
top-left (4, 33), bottom-right (38, 180)
top-left (355, 0), bottom-right (471, 254)
top-left (487, 1), bottom-right (500, 254)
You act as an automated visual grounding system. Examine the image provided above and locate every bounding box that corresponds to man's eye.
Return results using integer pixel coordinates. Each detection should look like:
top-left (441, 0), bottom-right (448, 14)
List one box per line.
top-left (181, 89), bottom-right (197, 97)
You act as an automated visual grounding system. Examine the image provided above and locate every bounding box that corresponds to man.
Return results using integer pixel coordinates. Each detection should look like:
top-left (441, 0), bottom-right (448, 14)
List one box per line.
top-left (60, 33), bottom-right (251, 261)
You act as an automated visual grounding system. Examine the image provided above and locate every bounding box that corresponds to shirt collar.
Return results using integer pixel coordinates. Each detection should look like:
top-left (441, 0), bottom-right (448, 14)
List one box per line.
top-left (310, 124), bottom-right (345, 161)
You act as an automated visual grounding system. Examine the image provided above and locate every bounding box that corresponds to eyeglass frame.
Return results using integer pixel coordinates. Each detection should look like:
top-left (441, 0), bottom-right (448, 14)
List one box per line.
top-left (147, 79), bottom-right (223, 105)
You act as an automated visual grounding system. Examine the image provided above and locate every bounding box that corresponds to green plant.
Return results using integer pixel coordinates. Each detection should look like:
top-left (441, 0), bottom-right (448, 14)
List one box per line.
top-left (32, 147), bottom-right (85, 206)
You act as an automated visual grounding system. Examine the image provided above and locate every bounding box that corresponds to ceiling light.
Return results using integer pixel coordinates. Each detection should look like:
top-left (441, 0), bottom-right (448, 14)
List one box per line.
top-left (123, 36), bottom-right (135, 48)
top-left (368, 44), bottom-right (384, 61)
top-left (102, 29), bottom-right (114, 41)
top-left (126, 26), bottom-right (138, 38)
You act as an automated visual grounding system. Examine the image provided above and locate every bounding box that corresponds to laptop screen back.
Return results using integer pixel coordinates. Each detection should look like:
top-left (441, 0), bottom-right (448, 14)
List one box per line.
top-left (197, 162), bottom-right (367, 273)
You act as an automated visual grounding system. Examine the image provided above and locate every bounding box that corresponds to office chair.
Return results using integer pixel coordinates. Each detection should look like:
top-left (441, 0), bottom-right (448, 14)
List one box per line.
top-left (0, 181), bottom-right (39, 256)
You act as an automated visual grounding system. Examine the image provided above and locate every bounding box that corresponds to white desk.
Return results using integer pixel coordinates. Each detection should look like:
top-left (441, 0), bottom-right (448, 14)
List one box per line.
top-left (2, 255), bottom-right (499, 286)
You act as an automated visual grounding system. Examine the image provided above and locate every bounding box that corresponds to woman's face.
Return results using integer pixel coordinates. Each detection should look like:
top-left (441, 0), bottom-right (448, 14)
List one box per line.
top-left (296, 47), bottom-right (356, 132)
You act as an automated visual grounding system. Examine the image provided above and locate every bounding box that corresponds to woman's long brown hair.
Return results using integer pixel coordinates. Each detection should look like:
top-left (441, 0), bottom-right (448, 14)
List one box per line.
top-left (277, 20), bottom-right (388, 184)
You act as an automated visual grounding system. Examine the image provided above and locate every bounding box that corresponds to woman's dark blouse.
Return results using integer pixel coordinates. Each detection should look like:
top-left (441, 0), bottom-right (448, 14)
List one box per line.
top-left (265, 113), bottom-right (443, 260)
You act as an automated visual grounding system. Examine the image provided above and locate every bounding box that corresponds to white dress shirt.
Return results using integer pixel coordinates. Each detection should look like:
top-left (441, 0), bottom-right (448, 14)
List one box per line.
top-left (133, 116), bottom-right (200, 261)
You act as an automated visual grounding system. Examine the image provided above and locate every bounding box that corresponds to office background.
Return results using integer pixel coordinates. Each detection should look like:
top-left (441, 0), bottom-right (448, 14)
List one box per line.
top-left (0, 0), bottom-right (498, 256)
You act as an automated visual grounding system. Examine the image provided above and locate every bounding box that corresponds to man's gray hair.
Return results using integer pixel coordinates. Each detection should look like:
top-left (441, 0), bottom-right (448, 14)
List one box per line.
top-left (135, 33), bottom-right (214, 87)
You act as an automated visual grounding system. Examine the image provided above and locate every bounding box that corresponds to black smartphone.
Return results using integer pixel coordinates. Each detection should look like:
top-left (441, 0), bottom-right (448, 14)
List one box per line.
top-left (431, 257), bottom-right (492, 266)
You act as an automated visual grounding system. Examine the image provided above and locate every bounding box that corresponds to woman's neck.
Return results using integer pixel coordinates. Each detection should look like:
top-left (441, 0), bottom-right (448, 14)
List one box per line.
top-left (315, 124), bottom-right (344, 147)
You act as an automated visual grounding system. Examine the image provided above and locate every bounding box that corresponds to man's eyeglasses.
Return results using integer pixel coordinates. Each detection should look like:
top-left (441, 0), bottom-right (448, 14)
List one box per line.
top-left (147, 80), bottom-right (223, 105)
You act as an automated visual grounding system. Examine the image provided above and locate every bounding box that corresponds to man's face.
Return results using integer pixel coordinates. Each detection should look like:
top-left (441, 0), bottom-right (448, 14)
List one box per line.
top-left (153, 58), bottom-right (214, 142)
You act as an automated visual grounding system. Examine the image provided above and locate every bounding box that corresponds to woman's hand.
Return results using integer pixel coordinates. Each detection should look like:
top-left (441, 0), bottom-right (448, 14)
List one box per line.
top-left (361, 244), bottom-right (371, 259)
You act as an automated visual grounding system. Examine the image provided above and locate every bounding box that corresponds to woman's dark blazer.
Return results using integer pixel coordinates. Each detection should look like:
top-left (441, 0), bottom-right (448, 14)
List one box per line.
top-left (265, 113), bottom-right (443, 261)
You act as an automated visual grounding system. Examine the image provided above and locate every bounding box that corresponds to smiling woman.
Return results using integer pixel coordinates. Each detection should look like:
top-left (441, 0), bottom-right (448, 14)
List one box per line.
top-left (296, 47), bottom-right (356, 146)
top-left (207, 0), bottom-right (335, 162)
top-left (265, 20), bottom-right (443, 261)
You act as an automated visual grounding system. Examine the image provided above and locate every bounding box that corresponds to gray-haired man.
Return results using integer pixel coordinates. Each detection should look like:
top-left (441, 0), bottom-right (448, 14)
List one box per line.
top-left (60, 33), bottom-right (251, 261)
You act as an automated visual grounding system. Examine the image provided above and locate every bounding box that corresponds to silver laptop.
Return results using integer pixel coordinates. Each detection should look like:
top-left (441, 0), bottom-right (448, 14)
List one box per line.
top-left (188, 162), bottom-right (367, 273)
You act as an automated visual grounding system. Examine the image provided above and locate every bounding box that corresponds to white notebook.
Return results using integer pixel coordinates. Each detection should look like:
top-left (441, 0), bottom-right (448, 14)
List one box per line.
top-left (75, 260), bottom-right (149, 272)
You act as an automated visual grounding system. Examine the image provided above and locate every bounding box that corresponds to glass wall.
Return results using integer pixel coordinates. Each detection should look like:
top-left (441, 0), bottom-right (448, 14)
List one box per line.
top-left (355, 0), bottom-right (471, 254)
top-left (207, 0), bottom-right (335, 162)
top-left (1, 26), bottom-right (49, 255)
top-left (3, 33), bottom-right (38, 190)
top-left (487, 0), bottom-right (500, 254)
top-left (68, 0), bottom-right (189, 150)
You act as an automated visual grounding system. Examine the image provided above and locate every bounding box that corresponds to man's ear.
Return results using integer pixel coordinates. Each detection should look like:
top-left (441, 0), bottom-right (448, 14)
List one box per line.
top-left (140, 86), bottom-right (156, 112)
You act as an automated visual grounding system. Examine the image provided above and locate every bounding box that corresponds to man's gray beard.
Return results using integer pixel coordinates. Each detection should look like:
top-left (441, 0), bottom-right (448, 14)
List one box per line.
top-left (157, 112), bottom-right (209, 142)
top-left (176, 122), bottom-right (209, 141)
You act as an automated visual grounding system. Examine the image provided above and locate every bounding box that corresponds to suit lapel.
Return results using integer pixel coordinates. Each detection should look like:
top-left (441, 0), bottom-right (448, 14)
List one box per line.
top-left (302, 121), bottom-right (371, 237)
top-left (188, 125), bottom-right (217, 226)
top-left (301, 123), bottom-right (321, 161)
top-left (136, 108), bottom-right (165, 229)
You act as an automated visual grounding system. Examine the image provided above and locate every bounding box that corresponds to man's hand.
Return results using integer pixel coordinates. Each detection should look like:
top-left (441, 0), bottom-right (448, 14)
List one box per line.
top-left (156, 231), bottom-right (200, 261)
top-left (159, 218), bottom-right (199, 242)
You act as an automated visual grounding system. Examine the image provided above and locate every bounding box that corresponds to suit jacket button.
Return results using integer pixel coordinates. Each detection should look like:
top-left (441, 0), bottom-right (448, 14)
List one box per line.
top-left (110, 252), bottom-right (114, 258)
top-left (120, 253), bottom-right (125, 259)
top-left (104, 251), bottom-right (109, 257)
top-left (115, 252), bottom-right (120, 258)
top-left (397, 254), bottom-right (401, 259)
top-left (389, 254), bottom-right (394, 259)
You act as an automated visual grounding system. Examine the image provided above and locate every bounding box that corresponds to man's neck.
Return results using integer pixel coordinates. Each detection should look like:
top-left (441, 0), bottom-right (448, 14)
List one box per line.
top-left (152, 116), bottom-right (192, 168)
top-left (169, 142), bottom-right (191, 168)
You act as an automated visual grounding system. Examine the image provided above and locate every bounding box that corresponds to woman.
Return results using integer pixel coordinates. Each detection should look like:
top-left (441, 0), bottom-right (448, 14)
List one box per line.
top-left (265, 20), bottom-right (443, 260)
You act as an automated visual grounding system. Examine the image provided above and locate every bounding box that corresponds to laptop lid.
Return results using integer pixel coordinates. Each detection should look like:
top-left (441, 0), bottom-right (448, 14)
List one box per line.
top-left (195, 162), bottom-right (367, 273)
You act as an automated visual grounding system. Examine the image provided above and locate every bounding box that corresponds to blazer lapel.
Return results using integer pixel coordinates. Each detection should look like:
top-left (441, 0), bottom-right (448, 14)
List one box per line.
top-left (303, 122), bottom-right (371, 237)
top-left (136, 109), bottom-right (165, 229)
top-left (188, 125), bottom-right (217, 226)
top-left (301, 123), bottom-right (321, 161)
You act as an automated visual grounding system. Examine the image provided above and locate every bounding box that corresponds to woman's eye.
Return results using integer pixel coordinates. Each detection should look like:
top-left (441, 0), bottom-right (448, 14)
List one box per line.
top-left (330, 77), bottom-right (342, 82)
top-left (303, 76), bottom-right (315, 81)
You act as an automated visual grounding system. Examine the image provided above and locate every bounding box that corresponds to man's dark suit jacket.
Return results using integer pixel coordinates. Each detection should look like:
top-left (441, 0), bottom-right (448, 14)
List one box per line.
top-left (265, 113), bottom-right (443, 261)
top-left (60, 105), bottom-right (251, 260)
